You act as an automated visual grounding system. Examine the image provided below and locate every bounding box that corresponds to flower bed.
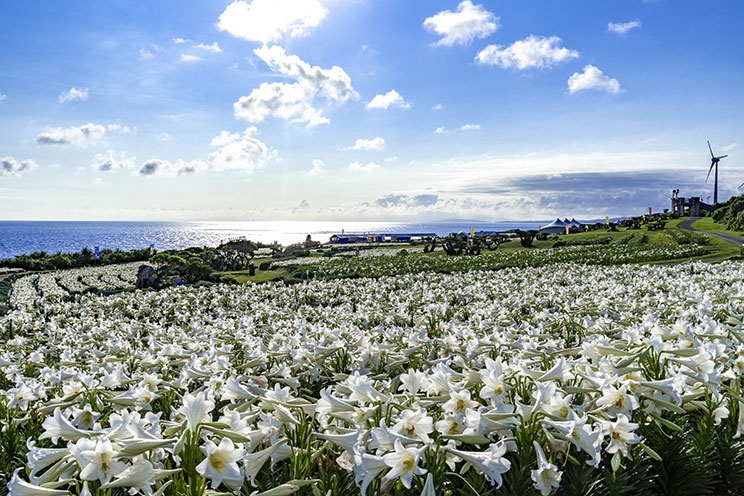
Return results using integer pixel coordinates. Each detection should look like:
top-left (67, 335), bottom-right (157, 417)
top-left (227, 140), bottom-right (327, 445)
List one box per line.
top-left (2, 261), bottom-right (744, 495)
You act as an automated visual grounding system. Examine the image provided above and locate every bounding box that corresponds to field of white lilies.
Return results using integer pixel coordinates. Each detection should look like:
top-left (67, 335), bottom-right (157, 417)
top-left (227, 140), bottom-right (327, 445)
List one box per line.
top-left (3, 254), bottom-right (744, 495)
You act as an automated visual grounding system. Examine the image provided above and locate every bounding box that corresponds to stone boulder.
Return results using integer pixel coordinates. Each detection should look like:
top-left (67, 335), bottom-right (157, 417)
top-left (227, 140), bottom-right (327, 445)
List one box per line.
top-left (136, 264), bottom-right (156, 289)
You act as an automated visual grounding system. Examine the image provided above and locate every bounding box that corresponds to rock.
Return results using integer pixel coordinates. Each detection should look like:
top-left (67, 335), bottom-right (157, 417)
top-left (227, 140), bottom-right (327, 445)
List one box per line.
top-left (136, 264), bottom-right (156, 289)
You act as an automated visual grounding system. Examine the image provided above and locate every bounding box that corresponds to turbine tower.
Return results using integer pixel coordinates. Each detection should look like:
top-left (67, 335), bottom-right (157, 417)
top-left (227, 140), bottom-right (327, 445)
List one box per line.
top-left (706, 140), bottom-right (728, 205)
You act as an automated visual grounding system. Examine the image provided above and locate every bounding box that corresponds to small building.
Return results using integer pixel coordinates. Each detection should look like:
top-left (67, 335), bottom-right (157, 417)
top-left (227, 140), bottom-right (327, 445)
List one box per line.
top-left (671, 197), bottom-right (714, 217)
top-left (329, 232), bottom-right (437, 244)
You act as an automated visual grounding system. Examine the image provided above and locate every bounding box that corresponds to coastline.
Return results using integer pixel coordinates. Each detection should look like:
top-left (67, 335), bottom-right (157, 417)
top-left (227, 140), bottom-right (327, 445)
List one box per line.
top-left (0, 219), bottom-right (547, 260)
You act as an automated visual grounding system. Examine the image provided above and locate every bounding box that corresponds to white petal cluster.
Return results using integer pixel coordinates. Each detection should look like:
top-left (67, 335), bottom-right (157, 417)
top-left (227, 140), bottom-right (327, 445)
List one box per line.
top-left (2, 260), bottom-right (744, 494)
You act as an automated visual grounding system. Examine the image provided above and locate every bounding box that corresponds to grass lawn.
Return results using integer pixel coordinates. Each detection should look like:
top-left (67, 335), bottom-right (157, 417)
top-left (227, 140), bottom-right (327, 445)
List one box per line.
top-left (691, 217), bottom-right (744, 237)
top-left (236, 219), bottom-right (744, 283)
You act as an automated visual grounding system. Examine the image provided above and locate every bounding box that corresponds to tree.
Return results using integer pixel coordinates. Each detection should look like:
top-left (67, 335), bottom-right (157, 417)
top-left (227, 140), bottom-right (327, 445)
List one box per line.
top-left (517, 230), bottom-right (537, 248)
top-left (218, 238), bottom-right (257, 271)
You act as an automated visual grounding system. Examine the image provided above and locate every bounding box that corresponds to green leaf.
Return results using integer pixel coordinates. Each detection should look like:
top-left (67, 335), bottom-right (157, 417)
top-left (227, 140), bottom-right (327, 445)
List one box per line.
top-left (251, 479), bottom-right (320, 496)
top-left (638, 442), bottom-right (663, 462)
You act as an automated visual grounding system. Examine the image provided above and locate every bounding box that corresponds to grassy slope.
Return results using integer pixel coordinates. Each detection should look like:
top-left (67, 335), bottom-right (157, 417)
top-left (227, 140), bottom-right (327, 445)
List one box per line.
top-left (692, 217), bottom-right (744, 237)
top-left (233, 218), bottom-right (742, 283)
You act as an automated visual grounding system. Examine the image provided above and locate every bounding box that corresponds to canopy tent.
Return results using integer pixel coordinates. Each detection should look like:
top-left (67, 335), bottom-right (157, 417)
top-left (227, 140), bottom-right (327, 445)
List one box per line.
top-left (539, 218), bottom-right (568, 234)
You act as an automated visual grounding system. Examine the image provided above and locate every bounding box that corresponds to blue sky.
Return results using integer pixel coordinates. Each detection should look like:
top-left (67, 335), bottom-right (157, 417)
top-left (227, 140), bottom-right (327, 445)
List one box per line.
top-left (1, 0), bottom-right (743, 221)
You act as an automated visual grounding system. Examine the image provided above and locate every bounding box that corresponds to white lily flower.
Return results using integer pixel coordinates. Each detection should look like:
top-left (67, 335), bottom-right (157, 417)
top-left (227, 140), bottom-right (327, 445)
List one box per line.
top-left (531, 441), bottom-right (562, 495)
top-left (175, 391), bottom-right (214, 433)
top-left (39, 407), bottom-right (92, 444)
top-left (70, 404), bottom-right (101, 430)
top-left (6, 468), bottom-right (71, 496)
top-left (442, 388), bottom-right (479, 416)
top-left (79, 437), bottom-right (127, 485)
top-left (6, 383), bottom-right (38, 411)
top-left (243, 440), bottom-right (288, 487)
top-left (382, 439), bottom-right (427, 489)
top-left (390, 408), bottom-right (434, 443)
top-left (195, 437), bottom-right (244, 491)
top-left (101, 457), bottom-right (156, 495)
top-left (445, 442), bottom-right (511, 487)
top-left (602, 413), bottom-right (641, 458)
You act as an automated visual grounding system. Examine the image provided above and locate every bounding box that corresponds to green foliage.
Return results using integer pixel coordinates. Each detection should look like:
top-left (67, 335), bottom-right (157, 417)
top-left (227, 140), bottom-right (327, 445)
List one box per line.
top-left (517, 230), bottom-right (537, 248)
top-left (713, 194), bottom-right (744, 231)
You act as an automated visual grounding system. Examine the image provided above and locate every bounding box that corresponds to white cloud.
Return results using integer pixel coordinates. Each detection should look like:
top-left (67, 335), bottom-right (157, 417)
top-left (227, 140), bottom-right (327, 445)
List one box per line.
top-left (348, 161), bottom-right (381, 173)
top-left (608, 20), bottom-right (642, 35)
top-left (138, 158), bottom-right (207, 177)
top-left (234, 45), bottom-right (357, 128)
top-left (0, 93), bottom-right (5, 102)
top-left (36, 123), bottom-right (106, 147)
top-left (365, 90), bottom-right (410, 110)
top-left (423, 0), bottom-right (500, 47)
top-left (218, 0), bottom-right (327, 44)
top-left (374, 194), bottom-right (439, 209)
top-left (351, 137), bottom-right (385, 151)
top-left (91, 150), bottom-right (135, 172)
top-left (197, 42), bottom-right (222, 53)
top-left (139, 47), bottom-right (154, 60)
top-left (722, 143), bottom-right (737, 152)
top-left (208, 126), bottom-right (278, 172)
top-left (384, 156), bottom-right (397, 163)
top-left (180, 54), bottom-right (204, 63)
top-left (432, 104), bottom-right (443, 110)
top-left (107, 123), bottom-right (135, 135)
top-left (1, 157), bottom-right (38, 177)
top-left (308, 159), bottom-right (325, 175)
top-left (172, 37), bottom-right (187, 44)
top-left (435, 124), bottom-right (479, 134)
top-left (58, 87), bottom-right (89, 103)
top-left (475, 35), bottom-right (579, 69)
top-left (568, 65), bottom-right (623, 94)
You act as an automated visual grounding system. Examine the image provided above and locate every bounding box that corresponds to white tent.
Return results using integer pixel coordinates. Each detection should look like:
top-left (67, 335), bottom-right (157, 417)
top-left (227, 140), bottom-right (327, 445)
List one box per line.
top-left (539, 218), bottom-right (568, 234)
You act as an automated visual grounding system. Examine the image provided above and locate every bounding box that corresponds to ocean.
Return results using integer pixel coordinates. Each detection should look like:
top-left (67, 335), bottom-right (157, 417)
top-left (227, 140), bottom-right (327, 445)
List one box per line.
top-left (0, 220), bottom-right (546, 260)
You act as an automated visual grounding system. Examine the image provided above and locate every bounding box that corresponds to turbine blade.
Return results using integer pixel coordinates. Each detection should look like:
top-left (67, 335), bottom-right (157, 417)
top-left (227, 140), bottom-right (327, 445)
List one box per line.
top-left (720, 154), bottom-right (728, 159)
top-left (739, 182), bottom-right (744, 190)
top-left (705, 162), bottom-right (715, 182)
top-left (708, 140), bottom-right (715, 157)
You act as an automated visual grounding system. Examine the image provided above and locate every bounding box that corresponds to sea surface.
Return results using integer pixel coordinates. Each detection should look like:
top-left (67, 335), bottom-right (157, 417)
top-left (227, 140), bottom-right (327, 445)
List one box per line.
top-left (0, 220), bottom-right (546, 260)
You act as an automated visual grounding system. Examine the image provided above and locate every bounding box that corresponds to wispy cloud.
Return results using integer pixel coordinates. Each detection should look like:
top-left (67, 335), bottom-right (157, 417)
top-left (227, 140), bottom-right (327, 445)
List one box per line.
top-left (366, 90), bottom-right (410, 110)
top-left (58, 87), bottom-right (88, 103)
top-left (568, 65), bottom-right (623, 94)
top-left (36, 123), bottom-right (106, 147)
top-left (308, 159), bottom-right (324, 175)
top-left (434, 124), bottom-right (479, 134)
top-left (90, 150), bottom-right (135, 172)
top-left (180, 54), bottom-right (204, 62)
top-left (0, 93), bottom-right (7, 102)
top-left (348, 161), bottom-right (381, 173)
top-left (139, 47), bottom-right (155, 60)
top-left (475, 35), bottom-right (579, 70)
top-left (196, 42), bottom-right (222, 53)
top-left (137, 158), bottom-right (207, 177)
top-left (608, 20), bottom-right (642, 35)
top-left (351, 137), bottom-right (385, 151)
top-left (423, 0), bottom-right (500, 47)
